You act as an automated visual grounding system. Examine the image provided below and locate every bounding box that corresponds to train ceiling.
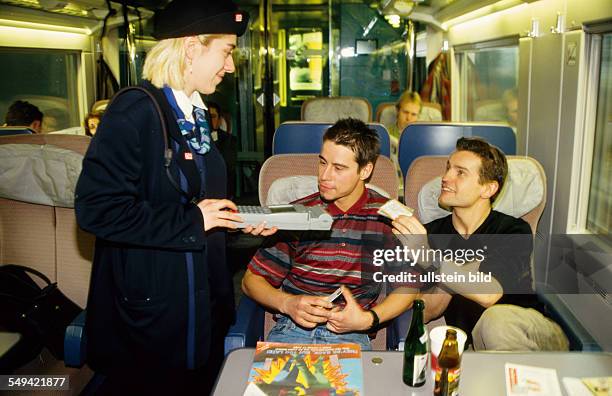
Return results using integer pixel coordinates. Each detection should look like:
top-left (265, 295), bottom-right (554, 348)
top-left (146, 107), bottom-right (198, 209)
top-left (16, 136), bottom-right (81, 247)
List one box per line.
top-left (0, 0), bottom-right (453, 21)
top-left (0, 0), bottom-right (535, 32)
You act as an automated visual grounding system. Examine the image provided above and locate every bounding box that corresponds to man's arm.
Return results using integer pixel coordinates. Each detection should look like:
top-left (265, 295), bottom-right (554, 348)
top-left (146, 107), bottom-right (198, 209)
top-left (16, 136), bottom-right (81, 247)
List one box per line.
top-left (437, 260), bottom-right (503, 308)
top-left (418, 288), bottom-right (452, 323)
top-left (242, 269), bottom-right (333, 329)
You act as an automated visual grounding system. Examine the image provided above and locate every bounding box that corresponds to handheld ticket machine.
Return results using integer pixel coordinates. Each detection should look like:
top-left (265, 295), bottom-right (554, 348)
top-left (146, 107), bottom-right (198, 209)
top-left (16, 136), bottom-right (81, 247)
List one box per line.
top-left (234, 205), bottom-right (333, 230)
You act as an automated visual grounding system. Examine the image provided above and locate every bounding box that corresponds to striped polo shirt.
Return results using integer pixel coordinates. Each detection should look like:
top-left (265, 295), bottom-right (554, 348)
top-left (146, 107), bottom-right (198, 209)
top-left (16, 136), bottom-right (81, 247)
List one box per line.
top-left (248, 187), bottom-right (422, 309)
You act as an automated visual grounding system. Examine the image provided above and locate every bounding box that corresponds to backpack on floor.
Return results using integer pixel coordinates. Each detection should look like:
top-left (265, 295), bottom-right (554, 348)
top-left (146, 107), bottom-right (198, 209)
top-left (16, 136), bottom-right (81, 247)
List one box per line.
top-left (0, 264), bottom-right (82, 362)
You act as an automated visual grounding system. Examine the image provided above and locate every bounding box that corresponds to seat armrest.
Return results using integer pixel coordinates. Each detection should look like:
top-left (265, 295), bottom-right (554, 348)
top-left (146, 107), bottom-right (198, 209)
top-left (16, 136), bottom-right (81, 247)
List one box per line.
top-left (536, 283), bottom-right (601, 351)
top-left (224, 296), bottom-right (264, 355)
top-left (64, 310), bottom-right (87, 367)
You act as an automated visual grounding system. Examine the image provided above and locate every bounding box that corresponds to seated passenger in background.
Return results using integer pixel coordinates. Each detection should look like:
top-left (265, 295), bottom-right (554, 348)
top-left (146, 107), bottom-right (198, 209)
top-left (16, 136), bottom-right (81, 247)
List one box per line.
top-left (393, 137), bottom-right (569, 351)
top-left (207, 101), bottom-right (237, 199)
top-left (389, 90), bottom-right (422, 141)
top-left (84, 111), bottom-right (102, 137)
top-left (389, 91), bottom-right (422, 196)
top-left (3, 100), bottom-right (43, 133)
top-left (242, 118), bottom-right (421, 350)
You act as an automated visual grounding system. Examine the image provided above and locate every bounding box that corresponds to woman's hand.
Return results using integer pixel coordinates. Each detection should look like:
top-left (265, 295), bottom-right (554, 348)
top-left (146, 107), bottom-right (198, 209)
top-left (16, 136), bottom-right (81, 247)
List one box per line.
top-left (197, 199), bottom-right (242, 231)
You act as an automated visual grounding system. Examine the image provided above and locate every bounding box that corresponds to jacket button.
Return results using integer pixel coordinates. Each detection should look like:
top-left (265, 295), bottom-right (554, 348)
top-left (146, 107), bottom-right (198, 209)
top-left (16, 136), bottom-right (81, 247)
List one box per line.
top-left (182, 237), bottom-right (189, 243)
top-left (189, 236), bottom-right (196, 242)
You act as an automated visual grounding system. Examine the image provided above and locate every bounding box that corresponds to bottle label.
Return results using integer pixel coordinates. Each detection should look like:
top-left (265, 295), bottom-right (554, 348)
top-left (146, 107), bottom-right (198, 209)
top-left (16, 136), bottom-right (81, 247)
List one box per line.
top-left (412, 353), bottom-right (428, 385)
top-left (434, 367), bottom-right (461, 396)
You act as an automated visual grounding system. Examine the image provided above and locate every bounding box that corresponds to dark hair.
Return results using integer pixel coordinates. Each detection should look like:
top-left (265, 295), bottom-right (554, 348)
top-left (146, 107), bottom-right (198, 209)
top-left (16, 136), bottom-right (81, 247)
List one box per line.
top-left (323, 118), bottom-right (380, 169)
top-left (456, 137), bottom-right (508, 202)
top-left (207, 101), bottom-right (221, 114)
top-left (5, 100), bottom-right (43, 126)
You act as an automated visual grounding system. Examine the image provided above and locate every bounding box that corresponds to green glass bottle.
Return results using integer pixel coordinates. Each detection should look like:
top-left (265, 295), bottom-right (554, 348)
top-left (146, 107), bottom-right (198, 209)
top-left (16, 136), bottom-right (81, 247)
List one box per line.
top-left (402, 299), bottom-right (428, 387)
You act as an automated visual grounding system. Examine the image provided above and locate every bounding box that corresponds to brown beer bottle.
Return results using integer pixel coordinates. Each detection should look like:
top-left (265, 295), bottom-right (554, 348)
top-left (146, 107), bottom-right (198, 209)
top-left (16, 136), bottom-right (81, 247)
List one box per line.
top-left (434, 329), bottom-right (460, 396)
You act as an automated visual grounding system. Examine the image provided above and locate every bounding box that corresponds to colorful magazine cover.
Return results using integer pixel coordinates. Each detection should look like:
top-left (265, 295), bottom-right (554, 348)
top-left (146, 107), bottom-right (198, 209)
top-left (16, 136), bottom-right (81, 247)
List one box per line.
top-left (243, 342), bottom-right (364, 396)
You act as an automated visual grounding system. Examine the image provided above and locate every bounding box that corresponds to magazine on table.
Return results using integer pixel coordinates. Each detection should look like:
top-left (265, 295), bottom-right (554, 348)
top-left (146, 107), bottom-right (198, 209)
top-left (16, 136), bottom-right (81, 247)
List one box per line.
top-left (243, 341), bottom-right (364, 396)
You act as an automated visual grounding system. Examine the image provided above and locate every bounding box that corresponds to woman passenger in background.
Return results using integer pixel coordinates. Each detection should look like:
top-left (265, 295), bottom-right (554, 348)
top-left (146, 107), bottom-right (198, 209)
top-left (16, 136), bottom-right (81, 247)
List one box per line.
top-left (83, 111), bottom-right (102, 136)
top-left (75, 1), bottom-right (274, 394)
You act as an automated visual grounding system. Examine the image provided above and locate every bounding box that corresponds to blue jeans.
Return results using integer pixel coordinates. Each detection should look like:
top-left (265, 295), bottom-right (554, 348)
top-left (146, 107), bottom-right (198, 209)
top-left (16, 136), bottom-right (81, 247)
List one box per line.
top-left (267, 315), bottom-right (372, 351)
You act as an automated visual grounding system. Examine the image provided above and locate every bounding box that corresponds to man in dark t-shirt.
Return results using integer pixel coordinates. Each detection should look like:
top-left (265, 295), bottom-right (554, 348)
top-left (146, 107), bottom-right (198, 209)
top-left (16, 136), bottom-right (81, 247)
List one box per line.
top-left (393, 137), bottom-right (568, 351)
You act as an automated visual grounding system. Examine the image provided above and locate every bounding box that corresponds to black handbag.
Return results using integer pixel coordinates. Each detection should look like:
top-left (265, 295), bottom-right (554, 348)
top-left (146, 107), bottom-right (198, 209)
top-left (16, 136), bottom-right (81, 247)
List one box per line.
top-left (0, 264), bottom-right (83, 361)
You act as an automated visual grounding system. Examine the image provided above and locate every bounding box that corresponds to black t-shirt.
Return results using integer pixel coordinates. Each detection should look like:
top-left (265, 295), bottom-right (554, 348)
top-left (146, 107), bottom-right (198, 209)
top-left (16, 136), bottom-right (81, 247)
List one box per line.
top-left (425, 210), bottom-right (542, 340)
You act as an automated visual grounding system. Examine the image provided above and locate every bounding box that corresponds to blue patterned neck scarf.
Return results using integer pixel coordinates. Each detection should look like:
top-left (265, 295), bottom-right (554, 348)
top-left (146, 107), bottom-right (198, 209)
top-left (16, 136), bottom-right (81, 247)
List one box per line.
top-left (178, 107), bottom-right (211, 155)
top-left (163, 87), bottom-right (211, 155)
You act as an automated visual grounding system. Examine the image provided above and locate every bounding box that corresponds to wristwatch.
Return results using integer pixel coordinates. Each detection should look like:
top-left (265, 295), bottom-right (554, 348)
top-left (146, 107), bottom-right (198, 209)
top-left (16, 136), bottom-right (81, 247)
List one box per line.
top-left (367, 309), bottom-right (380, 332)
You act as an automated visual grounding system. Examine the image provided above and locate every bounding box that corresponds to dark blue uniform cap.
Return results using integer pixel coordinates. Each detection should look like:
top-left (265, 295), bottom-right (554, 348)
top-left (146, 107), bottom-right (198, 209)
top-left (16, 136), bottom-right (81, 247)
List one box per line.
top-left (153, 0), bottom-right (249, 40)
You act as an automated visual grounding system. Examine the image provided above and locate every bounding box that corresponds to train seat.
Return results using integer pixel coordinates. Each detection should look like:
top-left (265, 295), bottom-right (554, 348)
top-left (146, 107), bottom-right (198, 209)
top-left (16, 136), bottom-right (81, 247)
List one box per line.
top-left (400, 155), bottom-right (599, 351)
top-left (415, 157), bottom-right (545, 226)
top-left (0, 127), bottom-right (34, 136)
top-left (258, 153), bottom-right (398, 205)
top-left (225, 153), bottom-right (399, 355)
top-left (0, 134), bottom-right (94, 387)
top-left (266, 176), bottom-right (391, 206)
top-left (49, 126), bottom-right (86, 135)
top-left (397, 123), bottom-right (516, 178)
top-left (301, 97), bottom-right (372, 123)
top-left (375, 101), bottom-right (443, 131)
top-left (273, 121), bottom-right (391, 158)
top-left (91, 99), bottom-right (109, 113)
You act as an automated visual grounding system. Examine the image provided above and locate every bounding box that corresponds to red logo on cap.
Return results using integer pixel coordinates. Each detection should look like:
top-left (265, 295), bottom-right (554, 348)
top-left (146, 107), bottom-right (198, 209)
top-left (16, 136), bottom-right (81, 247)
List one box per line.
top-left (235, 13), bottom-right (242, 22)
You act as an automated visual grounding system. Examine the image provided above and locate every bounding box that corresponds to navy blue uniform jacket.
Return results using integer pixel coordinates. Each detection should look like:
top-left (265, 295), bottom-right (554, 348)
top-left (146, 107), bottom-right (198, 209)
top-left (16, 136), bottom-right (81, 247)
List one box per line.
top-left (75, 81), bottom-right (234, 372)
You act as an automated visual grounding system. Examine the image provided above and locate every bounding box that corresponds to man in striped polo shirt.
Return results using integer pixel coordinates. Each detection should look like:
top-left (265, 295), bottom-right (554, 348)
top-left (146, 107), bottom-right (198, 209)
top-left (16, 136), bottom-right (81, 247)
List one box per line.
top-left (242, 118), bottom-right (422, 349)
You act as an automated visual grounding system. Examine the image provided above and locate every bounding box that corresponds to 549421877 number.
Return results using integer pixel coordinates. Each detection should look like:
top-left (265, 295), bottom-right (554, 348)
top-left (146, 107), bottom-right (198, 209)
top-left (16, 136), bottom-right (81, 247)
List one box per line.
top-left (0, 375), bottom-right (69, 390)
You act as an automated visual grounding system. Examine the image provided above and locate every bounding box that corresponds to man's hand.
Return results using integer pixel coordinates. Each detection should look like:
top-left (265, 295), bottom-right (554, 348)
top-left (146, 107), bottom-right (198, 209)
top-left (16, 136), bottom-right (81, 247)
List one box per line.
top-left (197, 199), bottom-right (242, 231)
top-left (242, 222), bottom-right (278, 237)
top-left (280, 294), bottom-right (333, 329)
top-left (326, 287), bottom-right (372, 333)
top-left (392, 215), bottom-right (430, 267)
top-left (392, 215), bottom-right (427, 235)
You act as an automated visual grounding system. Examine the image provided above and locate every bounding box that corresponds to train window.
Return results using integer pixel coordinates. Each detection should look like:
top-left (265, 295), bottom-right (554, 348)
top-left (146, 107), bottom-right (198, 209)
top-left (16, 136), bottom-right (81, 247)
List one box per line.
top-left (288, 29), bottom-right (323, 93)
top-left (586, 33), bottom-right (611, 237)
top-left (457, 46), bottom-right (518, 126)
top-left (0, 48), bottom-right (80, 132)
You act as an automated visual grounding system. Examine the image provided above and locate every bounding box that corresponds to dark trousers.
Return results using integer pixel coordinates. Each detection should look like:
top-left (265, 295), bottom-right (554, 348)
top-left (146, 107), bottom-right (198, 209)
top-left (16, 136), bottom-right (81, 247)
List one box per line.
top-left (93, 328), bottom-right (227, 395)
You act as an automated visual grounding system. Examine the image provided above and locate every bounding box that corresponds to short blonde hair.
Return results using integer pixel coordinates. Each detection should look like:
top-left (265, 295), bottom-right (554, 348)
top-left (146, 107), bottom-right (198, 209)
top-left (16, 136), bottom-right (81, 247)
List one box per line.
top-left (142, 34), bottom-right (222, 90)
top-left (396, 91), bottom-right (422, 111)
